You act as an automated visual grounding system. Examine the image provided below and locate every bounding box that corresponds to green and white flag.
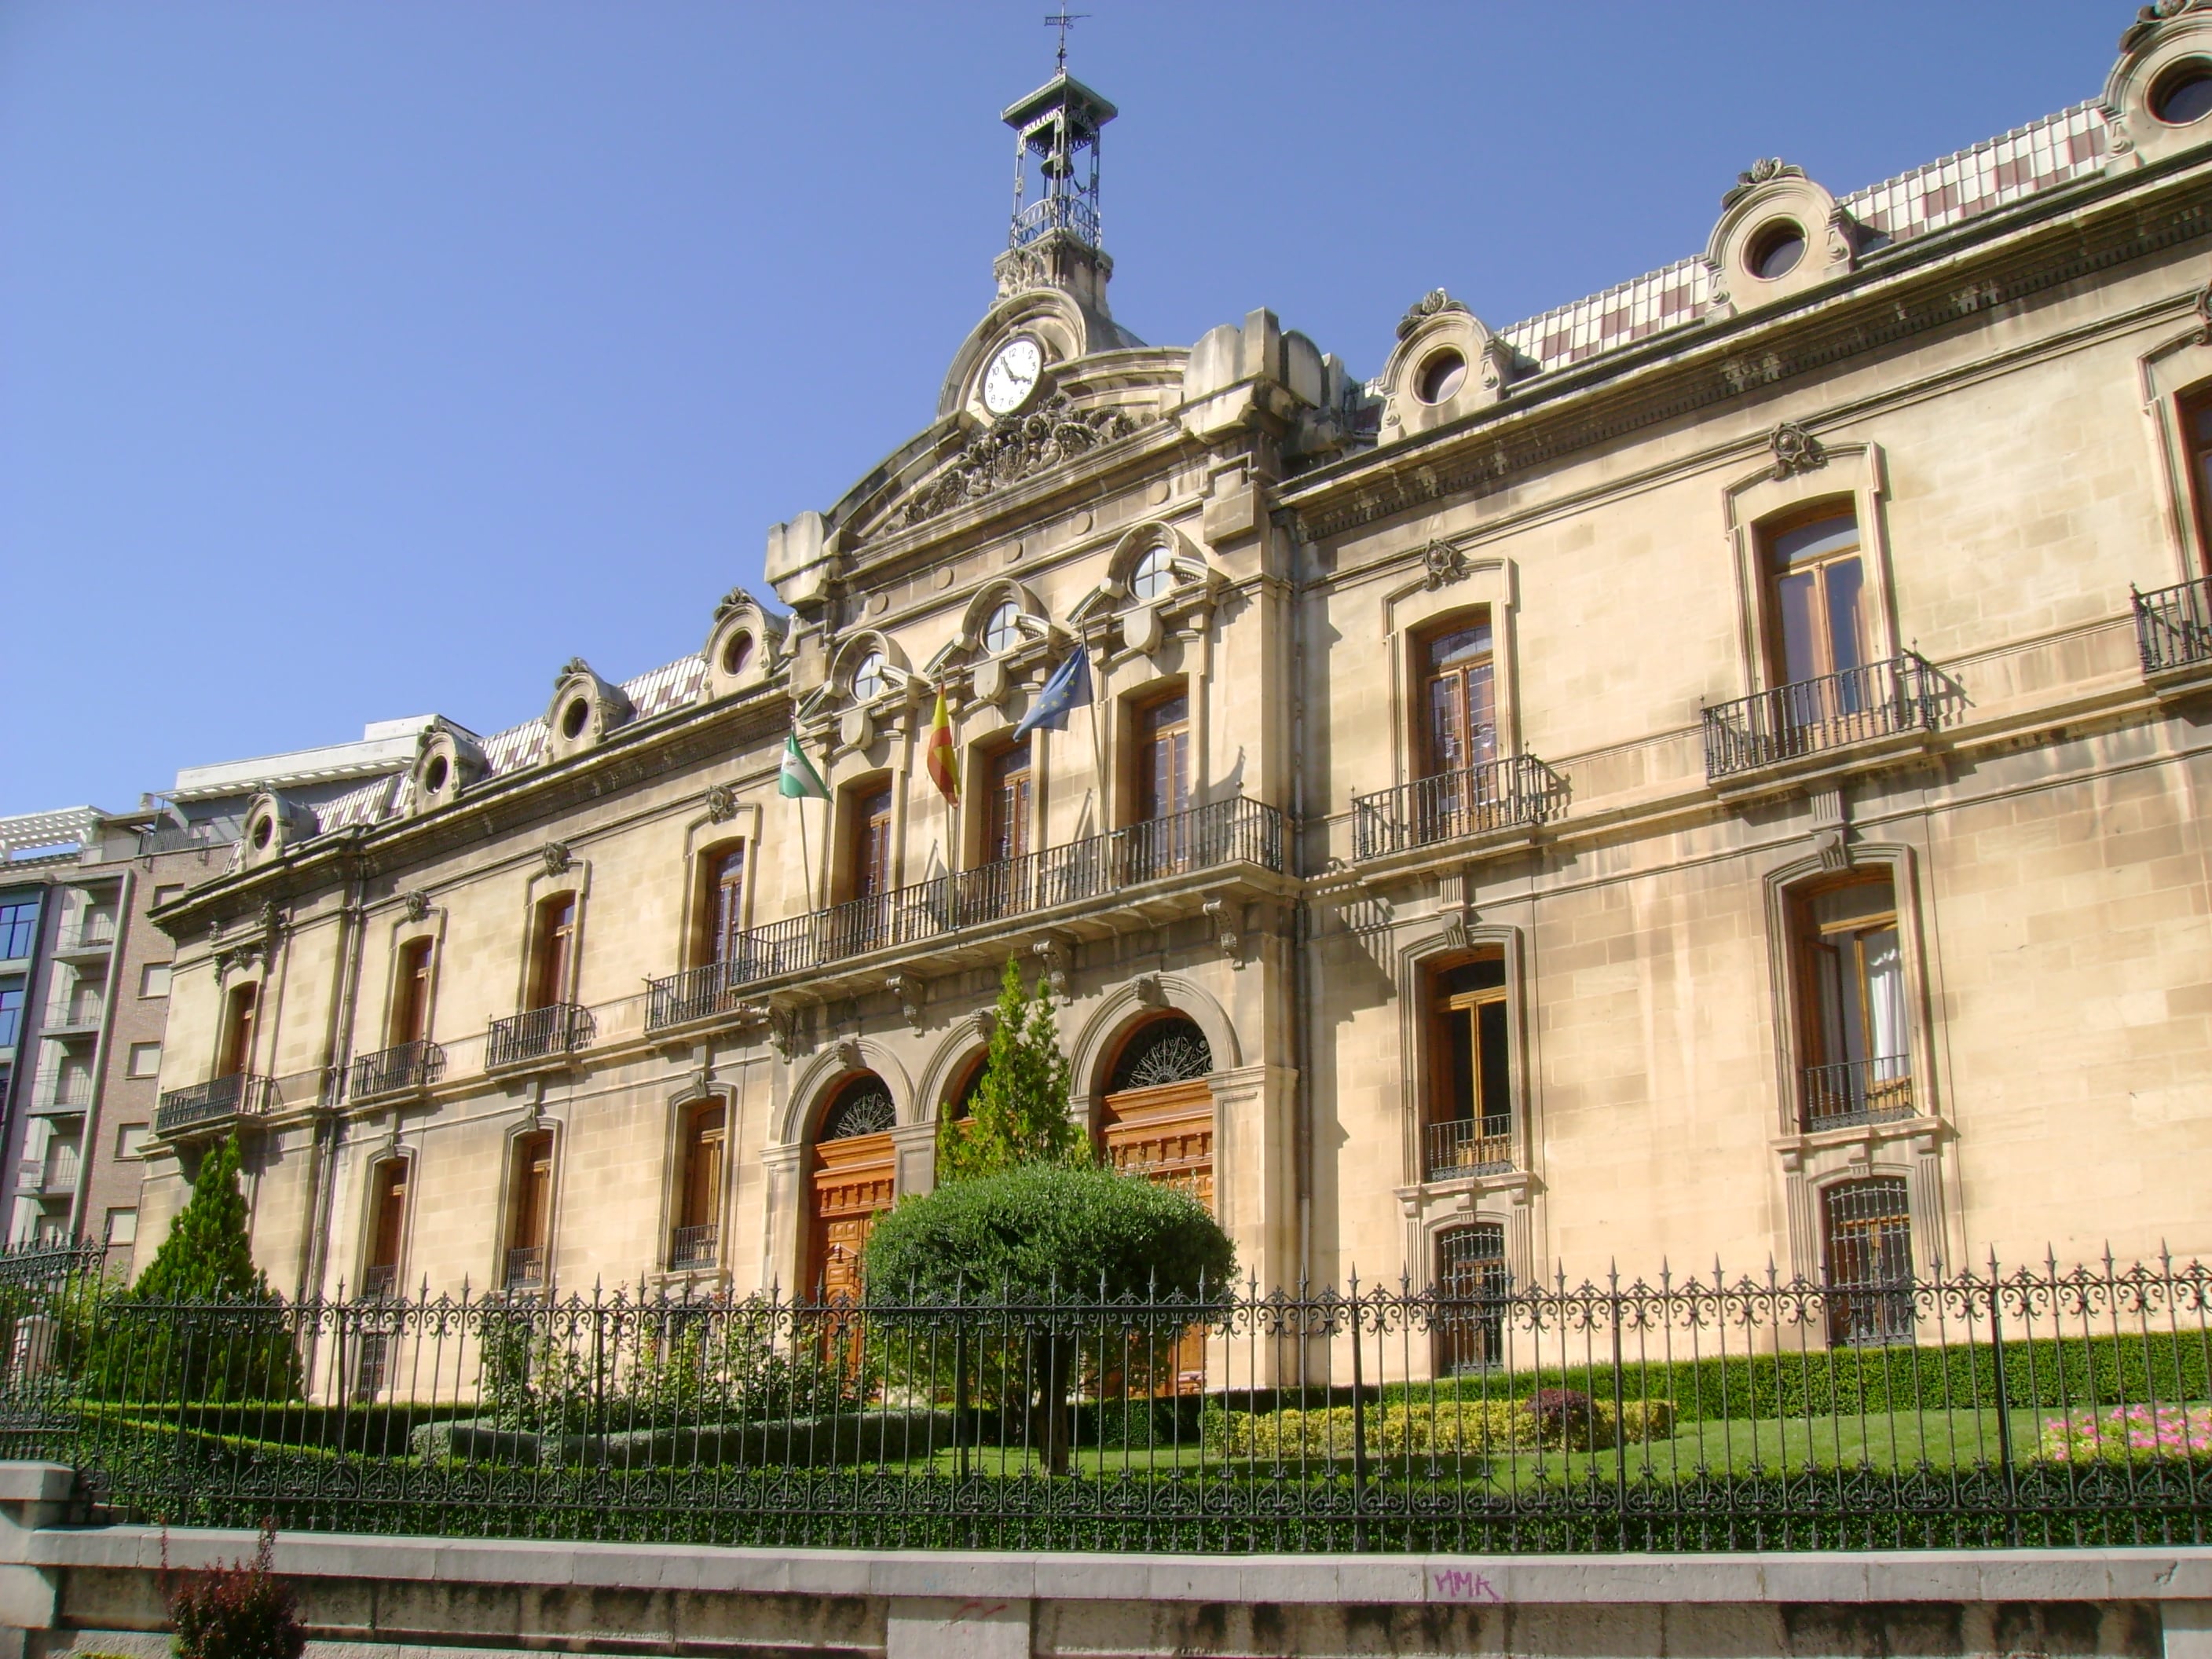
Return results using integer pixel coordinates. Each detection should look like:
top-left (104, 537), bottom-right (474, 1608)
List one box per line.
top-left (778, 732), bottom-right (830, 800)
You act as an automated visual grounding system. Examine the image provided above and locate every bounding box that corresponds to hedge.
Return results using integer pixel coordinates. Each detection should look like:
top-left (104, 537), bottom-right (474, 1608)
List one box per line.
top-left (1212, 1396), bottom-right (1675, 1459)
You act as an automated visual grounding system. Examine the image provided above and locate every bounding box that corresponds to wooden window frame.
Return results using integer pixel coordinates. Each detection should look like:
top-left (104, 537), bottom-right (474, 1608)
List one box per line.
top-left (1128, 683), bottom-right (1192, 828)
top-left (1758, 498), bottom-right (1869, 691)
top-left (527, 893), bottom-right (578, 1011)
top-left (691, 840), bottom-right (749, 970)
top-left (218, 980), bottom-right (259, 1079)
top-left (389, 937), bottom-right (435, 1048)
top-left (1415, 611), bottom-right (1497, 782)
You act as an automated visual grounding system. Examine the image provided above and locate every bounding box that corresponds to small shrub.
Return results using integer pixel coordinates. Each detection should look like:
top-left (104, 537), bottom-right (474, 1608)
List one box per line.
top-left (169, 1525), bottom-right (304, 1659)
top-left (1212, 1394), bottom-right (1677, 1459)
top-left (1525, 1388), bottom-right (1598, 1448)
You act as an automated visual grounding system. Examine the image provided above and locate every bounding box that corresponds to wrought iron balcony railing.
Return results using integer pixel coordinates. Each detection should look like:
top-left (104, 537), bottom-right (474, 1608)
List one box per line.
top-left (137, 822), bottom-right (237, 858)
top-left (669, 1223), bottom-right (719, 1271)
top-left (1702, 654), bottom-right (1947, 781)
top-left (38, 998), bottom-right (102, 1035)
top-left (155, 1073), bottom-right (275, 1137)
top-left (646, 797), bottom-right (1284, 1028)
top-left (1010, 195), bottom-right (1100, 250)
top-left (351, 1038), bottom-right (445, 1101)
top-left (2133, 577), bottom-right (2212, 675)
top-left (1801, 1057), bottom-right (1916, 1133)
top-left (1423, 1117), bottom-right (1514, 1182)
top-left (31, 1078), bottom-right (93, 1112)
top-left (486, 1004), bottom-right (594, 1070)
top-left (504, 1245), bottom-right (547, 1291)
top-left (1353, 754), bottom-right (1566, 862)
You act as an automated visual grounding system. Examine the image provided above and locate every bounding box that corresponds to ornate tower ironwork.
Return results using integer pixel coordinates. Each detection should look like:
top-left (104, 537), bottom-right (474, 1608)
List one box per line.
top-left (992, 66), bottom-right (1118, 309)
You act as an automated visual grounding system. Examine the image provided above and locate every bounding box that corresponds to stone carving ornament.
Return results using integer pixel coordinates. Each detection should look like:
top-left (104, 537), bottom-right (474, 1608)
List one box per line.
top-left (1422, 539), bottom-right (1470, 591)
top-left (541, 842), bottom-right (573, 878)
top-left (1768, 422), bottom-right (1827, 481)
top-left (401, 891), bottom-right (430, 924)
top-left (1397, 288), bottom-right (1471, 340)
top-left (823, 1086), bottom-right (895, 1141)
top-left (1108, 1019), bottom-right (1214, 1093)
top-left (894, 394), bottom-right (1144, 533)
top-left (1722, 158), bottom-right (1806, 209)
top-left (705, 784), bottom-right (739, 823)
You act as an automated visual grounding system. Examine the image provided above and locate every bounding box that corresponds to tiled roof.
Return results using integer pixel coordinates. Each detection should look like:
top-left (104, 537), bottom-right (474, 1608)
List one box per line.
top-left (1496, 101), bottom-right (2111, 375)
top-left (312, 775), bottom-right (400, 833)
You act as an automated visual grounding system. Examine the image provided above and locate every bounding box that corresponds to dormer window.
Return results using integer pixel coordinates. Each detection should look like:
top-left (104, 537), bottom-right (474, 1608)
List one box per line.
top-left (852, 651), bottom-right (887, 701)
top-left (720, 631), bottom-right (754, 676)
top-left (423, 756), bottom-right (449, 794)
top-left (1416, 349), bottom-right (1467, 405)
top-left (1130, 548), bottom-right (1175, 602)
top-left (1749, 221), bottom-right (1807, 280)
top-left (2154, 59), bottom-right (2212, 124)
top-left (559, 698), bottom-right (590, 740)
top-left (983, 602), bottom-right (1023, 655)
top-left (250, 817), bottom-right (273, 851)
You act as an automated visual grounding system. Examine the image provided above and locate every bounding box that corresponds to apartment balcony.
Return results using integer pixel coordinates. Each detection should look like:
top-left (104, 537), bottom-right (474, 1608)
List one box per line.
top-left (504, 1245), bottom-right (547, 1291)
top-left (485, 1005), bottom-right (594, 1071)
top-left (668, 1223), bottom-right (719, 1272)
top-left (1701, 654), bottom-right (1950, 786)
top-left (2134, 577), bottom-right (2212, 683)
top-left (17, 1151), bottom-right (80, 1198)
top-left (1351, 754), bottom-right (1566, 866)
top-left (1800, 1057), bottom-right (1917, 1133)
top-left (645, 796), bottom-right (1287, 1028)
top-left (38, 998), bottom-right (103, 1038)
top-left (52, 919), bottom-right (116, 961)
top-left (1423, 1118), bottom-right (1514, 1183)
top-left (350, 1038), bottom-right (445, 1102)
top-left (137, 822), bottom-right (237, 858)
top-left (30, 1077), bottom-right (94, 1116)
top-left (155, 1073), bottom-right (275, 1139)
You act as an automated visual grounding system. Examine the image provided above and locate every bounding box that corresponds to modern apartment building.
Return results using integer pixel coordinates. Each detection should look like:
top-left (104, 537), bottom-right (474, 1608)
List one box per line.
top-left (126, 5), bottom-right (2212, 1366)
top-left (0, 719), bottom-right (434, 1250)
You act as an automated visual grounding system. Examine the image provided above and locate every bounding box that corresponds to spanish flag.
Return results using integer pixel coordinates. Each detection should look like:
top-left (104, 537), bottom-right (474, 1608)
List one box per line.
top-left (925, 687), bottom-right (959, 804)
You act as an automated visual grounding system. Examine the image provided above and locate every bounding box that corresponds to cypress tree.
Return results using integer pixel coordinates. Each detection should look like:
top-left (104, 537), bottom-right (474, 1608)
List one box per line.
top-left (130, 1133), bottom-right (274, 1301)
top-left (936, 958), bottom-right (1086, 1180)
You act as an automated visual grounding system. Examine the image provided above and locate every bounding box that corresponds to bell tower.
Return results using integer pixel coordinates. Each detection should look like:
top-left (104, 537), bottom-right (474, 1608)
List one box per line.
top-left (992, 47), bottom-right (1119, 317)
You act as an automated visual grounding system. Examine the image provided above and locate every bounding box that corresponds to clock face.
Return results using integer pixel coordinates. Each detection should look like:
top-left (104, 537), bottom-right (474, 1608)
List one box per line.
top-left (982, 337), bottom-right (1044, 416)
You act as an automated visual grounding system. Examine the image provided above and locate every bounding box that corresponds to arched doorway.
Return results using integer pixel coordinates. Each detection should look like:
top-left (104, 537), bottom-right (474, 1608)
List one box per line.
top-left (1099, 1015), bottom-right (1214, 1210)
top-left (805, 1074), bottom-right (897, 1302)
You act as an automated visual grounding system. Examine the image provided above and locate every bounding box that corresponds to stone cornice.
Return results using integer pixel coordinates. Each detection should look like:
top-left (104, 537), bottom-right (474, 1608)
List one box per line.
top-left (1282, 151), bottom-right (2212, 542)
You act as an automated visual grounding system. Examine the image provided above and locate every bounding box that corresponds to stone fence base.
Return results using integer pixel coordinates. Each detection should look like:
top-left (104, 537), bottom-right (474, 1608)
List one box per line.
top-left (2, 1466), bottom-right (2211, 1659)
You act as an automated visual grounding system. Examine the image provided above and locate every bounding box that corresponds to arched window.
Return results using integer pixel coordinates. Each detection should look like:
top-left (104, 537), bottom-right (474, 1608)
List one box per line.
top-left (1130, 547), bottom-right (1175, 602)
top-left (851, 650), bottom-right (887, 701)
top-left (1822, 1177), bottom-right (1914, 1346)
top-left (1435, 1223), bottom-right (1508, 1374)
top-left (1108, 1016), bottom-right (1212, 1092)
top-left (819, 1077), bottom-right (895, 1141)
top-left (983, 601), bottom-right (1024, 655)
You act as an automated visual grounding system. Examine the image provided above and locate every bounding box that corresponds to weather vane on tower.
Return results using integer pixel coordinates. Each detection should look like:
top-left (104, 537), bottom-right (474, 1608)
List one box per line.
top-left (1045, 8), bottom-right (1087, 73)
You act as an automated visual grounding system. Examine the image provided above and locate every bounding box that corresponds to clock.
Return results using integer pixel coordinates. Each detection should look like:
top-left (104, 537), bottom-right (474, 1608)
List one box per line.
top-left (981, 337), bottom-right (1044, 416)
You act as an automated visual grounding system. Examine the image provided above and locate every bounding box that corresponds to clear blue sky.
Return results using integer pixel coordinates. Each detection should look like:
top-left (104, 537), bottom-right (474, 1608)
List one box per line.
top-left (0, 1), bottom-right (2117, 814)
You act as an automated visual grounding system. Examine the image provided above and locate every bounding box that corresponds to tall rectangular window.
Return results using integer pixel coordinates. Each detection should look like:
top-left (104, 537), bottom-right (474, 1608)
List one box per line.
top-left (1425, 953), bottom-right (1512, 1181)
top-left (0, 983), bottom-right (20, 1048)
top-left (1135, 692), bottom-right (1191, 822)
top-left (366, 1159), bottom-right (408, 1292)
top-left (1766, 507), bottom-right (1866, 689)
top-left (2182, 387), bottom-right (2212, 569)
top-left (390, 938), bottom-right (434, 1046)
top-left (218, 982), bottom-right (258, 1078)
top-left (1435, 1222), bottom-right (1508, 1374)
top-left (984, 741), bottom-right (1034, 864)
top-left (0, 903), bottom-right (37, 961)
top-left (849, 786), bottom-right (894, 900)
top-left (1421, 617), bottom-right (1496, 779)
top-left (529, 895), bottom-right (576, 1011)
top-left (672, 1101), bottom-right (725, 1269)
top-left (1822, 1177), bottom-right (1914, 1346)
top-left (506, 1131), bottom-right (554, 1288)
top-left (1793, 877), bottom-right (1911, 1130)
top-left (707, 845), bottom-right (746, 965)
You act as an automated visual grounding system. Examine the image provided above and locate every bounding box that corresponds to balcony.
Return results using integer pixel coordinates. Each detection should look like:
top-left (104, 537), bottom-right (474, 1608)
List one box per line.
top-left (486, 1005), bottom-right (594, 1071)
top-left (39, 997), bottom-right (103, 1038)
top-left (137, 822), bottom-right (237, 858)
top-left (155, 1073), bottom-right (275, 1139)
top-left (30, 1076), bottom-right (93, 1115)
top-left (1010, 194), bottom-right (1100, 251)
top-left (645, 797), bottom-right (1285, 1028)
top-left (1701, 654), bottom-right (1949, 783)
top-left (2134, 577), bottom-right (2212, 679)
top-left (53, 919), bottom-right (116, 959)
top-left (350, 1038), bottom-right (445, 1101)
top-left (1424, 1118), bottom-right (1514, 1183)
top-left (668, 1223), bottom-right (719, 1271)
top-left (1352, 754), bottom-right (1566, 863)
top-left (504, 1244), bottom-right (547, 1291)
top-left (20, 1150), bottom-right (81, 1198)
top-left (1800, 1057), bottom-right (1916, 1133)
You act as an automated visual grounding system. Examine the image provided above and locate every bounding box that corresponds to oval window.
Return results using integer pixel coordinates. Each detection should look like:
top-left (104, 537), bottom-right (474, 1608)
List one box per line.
top-left (423, 755), bottom-right (450, 794)
top-left (1749, 221), bottom-right (1806, 280)
top-left (251, 816), bottom-right (273, 851)
top-left (1130, 548), bottom-right (1175, 602)
top-left (851, 650), bottom-right (886, 701)
top-left (983, 601), bottom-right (1023, 655)
top-left (1417, 349), bottom-right (1467, 405)
top-left (560, 698), bottom-right (590, 740)
top-left (2155, 59), bottom-right (2212, 125)
top-left (720, 632), bottom-right (753, 677)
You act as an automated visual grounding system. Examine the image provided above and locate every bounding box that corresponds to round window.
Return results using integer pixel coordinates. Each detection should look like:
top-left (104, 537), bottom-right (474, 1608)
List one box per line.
top-left (2154, 59), bottom-right (2212, 125)
top-left (1749, 221), bottom-right (1806, 280)
top-left (1416, 349), bottom-right (1467, 405)
top-left (251, 816), bottom-right (273, 851)
top-left (720, 632), bottom-right (753, 677)
top-left (851, 650), bottom-right (886, 701)
top-left (423, 755), bottom-right (450, 794)
top-left (982, 601), bottom-right (1023, 655)
top-left (560, 698), bottom-right (589, 740)
top-left (1130, 548), bottom-right (1175, 602)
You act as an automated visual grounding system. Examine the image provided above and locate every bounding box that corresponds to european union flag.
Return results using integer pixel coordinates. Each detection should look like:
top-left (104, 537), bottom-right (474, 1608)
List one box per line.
top-left (1012, 646), bottom-right (1092, 741)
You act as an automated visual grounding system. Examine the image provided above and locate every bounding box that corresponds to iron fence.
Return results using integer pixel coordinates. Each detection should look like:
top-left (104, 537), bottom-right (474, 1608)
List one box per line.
top-left (649, 798), bottom-right (1284, 1020)
top-left (2134, 577), bottom-right (2212, 675)
top-left (487, 1005), bottom-right (595, 1070)
top-left (1701, 654), bottom-right (1949, 780)
top-left (1352, 755), bottom-right (1566, 862)
top-left (2, 1247), bottom-right (2210, 1553)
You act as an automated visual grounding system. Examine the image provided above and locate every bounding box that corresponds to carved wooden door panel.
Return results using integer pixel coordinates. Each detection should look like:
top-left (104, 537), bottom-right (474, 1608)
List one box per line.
top-left (808, 1130), bottom-right (897, 1303)
top-left (1101, 1078), bottom-right (1214, 1391)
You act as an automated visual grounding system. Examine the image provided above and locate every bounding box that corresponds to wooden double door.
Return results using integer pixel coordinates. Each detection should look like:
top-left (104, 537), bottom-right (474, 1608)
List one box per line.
top-left (1101, 1078), bottom-right (1215, 1393)
top-left (806, 1130), bottom-right (896, 1304)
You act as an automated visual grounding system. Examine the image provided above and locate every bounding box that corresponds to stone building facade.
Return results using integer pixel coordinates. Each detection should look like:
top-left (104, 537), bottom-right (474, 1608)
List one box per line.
top-left (132, 6), bottom-right (2212, 1352)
